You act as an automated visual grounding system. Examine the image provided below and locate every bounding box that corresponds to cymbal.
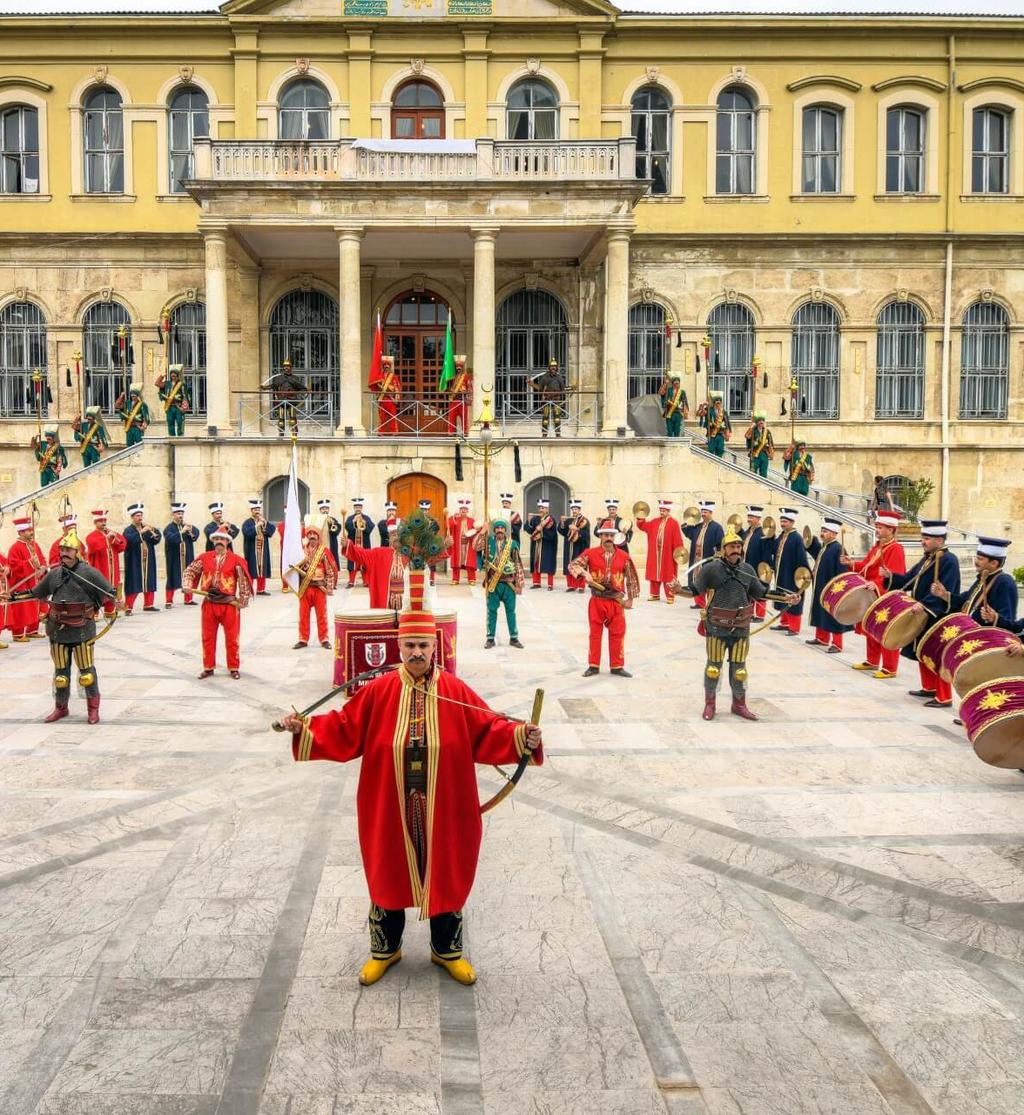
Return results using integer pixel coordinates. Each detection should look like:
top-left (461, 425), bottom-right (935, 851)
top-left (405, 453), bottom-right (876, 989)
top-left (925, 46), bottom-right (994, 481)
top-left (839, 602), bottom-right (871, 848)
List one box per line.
top-left (682, 505), bottom-right (700, 527)
top-left (632, 500), bottom-right (651, 520)
top-left (726, 513), bottom-right (743, 532)
top-left (802, 524), bottom-right (813, 546)
top-left (762, 515), bottom-right (776, 539)
top-left (794, 566), bottom-right (812, 591)
top-left (673, 545), bottom-right (686, 563)
top-left (757, 561), bottom-right (773, 582)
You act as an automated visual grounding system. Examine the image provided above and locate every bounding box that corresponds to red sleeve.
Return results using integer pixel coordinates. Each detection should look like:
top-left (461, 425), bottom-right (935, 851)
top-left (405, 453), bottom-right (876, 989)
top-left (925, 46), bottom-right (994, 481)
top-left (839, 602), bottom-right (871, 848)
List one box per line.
top-left (342, 540), bottom-right (371, 568)
top-left (292, 684), bottom-right (372, 764)
top-left (112, 533), bottom-right (127, 553)
top-left (448, 678), bottom-right (544, 768)
top-left (889, 544), bottom-right (907, 575)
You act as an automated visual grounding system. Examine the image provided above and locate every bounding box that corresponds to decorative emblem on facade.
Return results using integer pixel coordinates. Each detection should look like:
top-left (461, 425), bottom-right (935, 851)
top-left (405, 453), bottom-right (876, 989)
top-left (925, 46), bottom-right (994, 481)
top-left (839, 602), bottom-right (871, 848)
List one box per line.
top-left (92, 65), bottom-right (109, 85)
top-left (725, 289), bottom-right (738, 303)
top-left (410, 58), bottom-right (426, 75)
top-left (185, 287), bottom-right (198, 303)
top-left (731, 66), bottom-right (747, 84)
top-left (896, 288), bottom-right (909, 302)
top-left (295, 58), bottom-right (311, 75)
top-left (411, 273), bottom-right (426, 292)
top-left (297, 273), bottom-right (314, 293)
top-left (645, 66), bottom-right (660, 85)
top-left (13, 286), bottom-right (27, 303)
top-left (99, 287), bottom-right (113, 302)
top-left (981, 288), bottom-right (994, 302)
top-left (638, 280), bottom-right (655, 304)
top-left (523, 272), bottom-right (540, 291)
top-left (526, 58), bottom-right (542, 75)
top-left (178, 65), bottom-right (194, 85)
top-left (810, 286), bottom-right (824, 302)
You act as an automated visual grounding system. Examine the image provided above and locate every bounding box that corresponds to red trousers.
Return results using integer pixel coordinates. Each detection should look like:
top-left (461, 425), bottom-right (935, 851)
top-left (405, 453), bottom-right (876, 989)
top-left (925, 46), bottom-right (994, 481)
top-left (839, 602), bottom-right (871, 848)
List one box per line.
top-left (452, 564), bottom-right (476, 585)
top-left (9, 600), bottom-right (39, 637)
top-left (201, 601), bottom-right (241, 670)
top-left (588, 596), bottom-right (625, 669)
top-left (255, 577), bottom-right (267, 594)
top-left (378, 399), bottom-right (398, 435)
top-left (754, 599), bottom-right (767, 619)
top-left (814, 628), bottom-right (843, 649)
top-left (919, 661), bottom-right (952, 703)
top-left (126, 592), bottom-right (154, 610)
top-left (779, 611), bottom-right (802, 634)
top-left (648, 580), bottom-right (675, 602)
top-left (862, 632), bottom-right (900, 673)
top-left (165, 589), bottom-right (194, 605)
top-left (447, 399), bottom-right (468, 436)
top-left (532, 572), bottom-right (553, 588)
top-left (299, 586), bottom-right (328, 643)
top-left (566, 573), bottom-right (585, 590)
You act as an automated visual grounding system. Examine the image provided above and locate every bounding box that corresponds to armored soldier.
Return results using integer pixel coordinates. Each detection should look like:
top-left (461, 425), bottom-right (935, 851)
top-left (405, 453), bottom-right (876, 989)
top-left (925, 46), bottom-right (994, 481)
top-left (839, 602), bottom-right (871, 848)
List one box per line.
top-left (262, 358), bottom-right (310, 437)
top-left (533, 357), bottom-right (566, 438)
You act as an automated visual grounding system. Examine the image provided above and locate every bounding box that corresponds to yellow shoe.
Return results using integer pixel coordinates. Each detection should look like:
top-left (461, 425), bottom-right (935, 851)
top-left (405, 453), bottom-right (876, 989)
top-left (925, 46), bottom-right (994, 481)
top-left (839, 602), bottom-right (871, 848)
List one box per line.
top-left (431, 954), bottom-right (477, 985)
top-left (851, 662), bottom-right (875, 671)
top-left (0, 642), bottom-right (7, 650)
top-left (873, 669), bottom-right (896, 679)
top-left (13, 635), bottom-right (29, 643)
top-left (358, 950), bottom-right (401, 986)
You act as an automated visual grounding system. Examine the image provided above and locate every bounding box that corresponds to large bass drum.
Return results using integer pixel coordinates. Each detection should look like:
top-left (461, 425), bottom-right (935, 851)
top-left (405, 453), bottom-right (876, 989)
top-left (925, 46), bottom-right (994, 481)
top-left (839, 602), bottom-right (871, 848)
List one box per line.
top-left (861, 590), bottom-right (928, 651)
top-left (916, 615), bottom-right (979, 681)
top-left (947, 628), bottom-right (1024, 698)
top-left (821, 572), bottom-right (878, 626)
top-left (960, 679), bottom-right (1024, 768)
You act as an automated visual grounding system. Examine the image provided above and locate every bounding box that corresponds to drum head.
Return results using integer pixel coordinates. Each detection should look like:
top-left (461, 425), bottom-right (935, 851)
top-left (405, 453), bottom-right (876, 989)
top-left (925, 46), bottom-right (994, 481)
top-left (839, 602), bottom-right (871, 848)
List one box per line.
top-left (953, 649), bottom-right (1024, 699)
top-left (880, 602), bottom-right (928, 651)
top-left (973, 718), bottom-right (1024, 768)
top-left (832, 585), bottom-right (877, 626)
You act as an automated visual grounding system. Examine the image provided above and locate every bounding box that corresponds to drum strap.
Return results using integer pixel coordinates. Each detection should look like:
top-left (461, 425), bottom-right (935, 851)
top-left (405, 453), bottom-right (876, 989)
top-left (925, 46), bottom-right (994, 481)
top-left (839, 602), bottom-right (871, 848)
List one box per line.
top-left (963, 571), bottom-right (992, 618)
top-left (907, 550), bottom-right (941, 597)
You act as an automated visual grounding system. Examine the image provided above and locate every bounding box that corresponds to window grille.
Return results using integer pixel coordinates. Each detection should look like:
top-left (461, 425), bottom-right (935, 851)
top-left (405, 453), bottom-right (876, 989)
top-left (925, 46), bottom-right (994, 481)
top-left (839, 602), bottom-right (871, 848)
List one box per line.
top-left (875, 300), bottom-right (924, 418)
top-left (791, 301), bottom-right (840, 418)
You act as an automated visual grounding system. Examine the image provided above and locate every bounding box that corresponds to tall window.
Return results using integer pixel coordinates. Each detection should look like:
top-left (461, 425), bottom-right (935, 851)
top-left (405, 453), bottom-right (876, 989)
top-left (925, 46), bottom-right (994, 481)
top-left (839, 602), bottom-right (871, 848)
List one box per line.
top-left (496, 289), bottom-right (569, 417)
top-left (168, 85), bottom-right (209, 193)
top-left (269, 290), bottom-right (339, 420)
top-left (83, 300), bottom-right (132, 415)
top-left (960, 301), bottom-right (1009, 419)
top-left (707, 302), bottom-right (755, 416)
top-left (716, 85), bottom-right (756, 195)
top-left (885, 105), bottom-right (925, 194)
top-left (0, 301), bottom-right (47, 417)
top-left (278, 79), bottom-right (330, 141)
top-left (972, 106), bottom-right (1010, 195)
top-left (791, 302), bottom-right (840, 419)
top-left (1, 105), bottom-right (39, 195)
top-left (506, 79), bottom-right (559, 141)
top-left (628, 303), bottom-right (669, 399)
top-left (876, 300), bottom-right (924, 418)
top-left (169, 301), bottom-right (207, 417)
top-left (83, 86), bottom-right (124, 194)
top-left (392, 80), bottom-right (444, 140)
top-left (631, 86), bottom-right (671, 195)
top-left (801, 105), bottom-right (841, 193)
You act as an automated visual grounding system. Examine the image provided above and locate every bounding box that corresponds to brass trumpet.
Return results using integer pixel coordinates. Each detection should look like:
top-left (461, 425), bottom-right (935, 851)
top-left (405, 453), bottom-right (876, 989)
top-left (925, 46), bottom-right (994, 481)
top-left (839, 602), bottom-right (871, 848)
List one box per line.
top-left (632, 500), bottom-right (651, 520)
top-left (682, 505), bottom-right (700, 527)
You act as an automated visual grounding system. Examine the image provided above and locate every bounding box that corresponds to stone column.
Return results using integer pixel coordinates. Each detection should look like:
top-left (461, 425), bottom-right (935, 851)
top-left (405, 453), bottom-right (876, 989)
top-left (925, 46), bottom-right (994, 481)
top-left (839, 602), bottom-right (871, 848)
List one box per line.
top-left (203, 226), bottom-right (231, 435)
top-left (601, 224), bottom-right (631, 436)
top-left (471, 226), bottom-right (498, 402)
top-left (337, 226), bottom-right (365, 435)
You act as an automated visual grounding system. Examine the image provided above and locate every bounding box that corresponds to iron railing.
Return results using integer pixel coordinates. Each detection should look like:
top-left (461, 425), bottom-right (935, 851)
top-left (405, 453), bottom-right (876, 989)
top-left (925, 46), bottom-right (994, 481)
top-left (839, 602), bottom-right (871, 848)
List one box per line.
top-left (233, 391), bottom-right (337, 436)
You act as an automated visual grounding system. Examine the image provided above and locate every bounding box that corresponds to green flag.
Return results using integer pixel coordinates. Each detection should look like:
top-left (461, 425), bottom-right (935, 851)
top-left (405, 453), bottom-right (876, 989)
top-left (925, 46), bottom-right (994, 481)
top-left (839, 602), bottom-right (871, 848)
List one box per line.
top-left (438, 313), bottom-right (455, 392)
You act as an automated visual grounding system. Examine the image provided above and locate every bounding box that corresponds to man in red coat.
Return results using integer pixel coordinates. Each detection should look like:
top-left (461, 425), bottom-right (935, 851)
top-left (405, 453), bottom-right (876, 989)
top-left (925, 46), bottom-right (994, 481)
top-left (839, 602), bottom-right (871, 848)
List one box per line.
top-left (841, 510), bottom-right (906, 678)
top-left (446, 499), bottom-right (478, 585)
top-left (635, 498), bottom-right (684, 603)
top-left (279, 568), bottom-right (543, 987)
top-left (569, 519), bottom-right (640, 677)
top-left (0, 551), bottom-right (9, 648)
top-left (341, 519), bottom-right (408, 610)
top-left (7, 516), bottom-right (46, 640)
top-left (183, 529), bottom-right (253, 679)
top-left (85, 509), bottom-right (127, 617)
top-left (292, 518), bottom-right (338, 650)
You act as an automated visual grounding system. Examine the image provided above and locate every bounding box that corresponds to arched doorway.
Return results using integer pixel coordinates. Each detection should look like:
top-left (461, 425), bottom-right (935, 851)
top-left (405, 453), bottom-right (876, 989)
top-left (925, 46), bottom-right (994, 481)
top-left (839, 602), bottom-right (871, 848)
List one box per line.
top-left (391, 79), bottom-right (445, 140)
top-left (523, 475), bottom-right (569, 522)
top-left (383, 290), bottom-right (455, 436)
top-left (386, 470), bottom-right (448, 523)
top-left (263, 474), bottom-right (310, 523)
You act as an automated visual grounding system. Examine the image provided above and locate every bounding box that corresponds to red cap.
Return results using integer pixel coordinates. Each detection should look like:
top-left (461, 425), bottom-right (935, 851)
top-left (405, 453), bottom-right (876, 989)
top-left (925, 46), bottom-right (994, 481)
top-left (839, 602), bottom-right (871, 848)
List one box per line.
top-left (398, 569), bottom-right (436, 638)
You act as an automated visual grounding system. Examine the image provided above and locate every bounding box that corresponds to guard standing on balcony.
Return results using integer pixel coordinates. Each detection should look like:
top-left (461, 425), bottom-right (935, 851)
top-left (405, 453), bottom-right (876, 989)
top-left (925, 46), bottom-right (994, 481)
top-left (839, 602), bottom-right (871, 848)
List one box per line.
top-left (744, 411), bottom-right (774, 478)
top-left (446, 355), bottom-right (472, 436)
top-left (533, 357), bottom-right (566, 438)
top-left (157, 365), bottom-right (191, 437)
top-left (262, 358), bottom-right (310, 437)
top-left (373, 355), bottom-right (401, 435)
top-left (659, 376), bottom-right (689, 437)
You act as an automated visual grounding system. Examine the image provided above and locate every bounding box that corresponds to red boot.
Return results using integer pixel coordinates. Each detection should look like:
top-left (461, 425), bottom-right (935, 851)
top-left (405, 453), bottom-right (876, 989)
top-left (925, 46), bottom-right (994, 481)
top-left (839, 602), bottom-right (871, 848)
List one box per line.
top-left (86, 696), bottom-right (100, 725)
top-left (731, 698), bottom-right (758, 721)
top-left (702, 696), bottom-right (716, 721)
top-left (44, 705), bottom-right (69, 724)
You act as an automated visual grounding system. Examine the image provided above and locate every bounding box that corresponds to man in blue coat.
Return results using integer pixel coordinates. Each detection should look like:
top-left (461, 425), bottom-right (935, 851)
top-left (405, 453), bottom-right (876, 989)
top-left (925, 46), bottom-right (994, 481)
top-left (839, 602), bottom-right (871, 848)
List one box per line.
top-left (317, 498), bottom-right (343, 568)
top-left (378, 501), bottom-right (398, 547)
top-left (766, 507), bottom-right (810, 636)
top-left (683, 500), bottom-right (724, 612)
top-left (806, 516), bottom-right (852, 652)
top-left (123, 503), bottom-right (162, 614)
top-left (558, 499), bottom-right (591, 592)
top-left (741, 505), bottom-right (768, 618)
top-left (526, 498), bottom-right (559, 590)
top-left (164, 502), bottom-right (200, 608)
top-left (881, 519), bottom-right (961, 708)
top-left (935, 536), bottom-right (1018, 628)
top-left (242, 499), bottom-right (276, 595)
top-left (344, 497), bottom-right (375, 587)
top-left (204, 503), bottom-right (239, 552)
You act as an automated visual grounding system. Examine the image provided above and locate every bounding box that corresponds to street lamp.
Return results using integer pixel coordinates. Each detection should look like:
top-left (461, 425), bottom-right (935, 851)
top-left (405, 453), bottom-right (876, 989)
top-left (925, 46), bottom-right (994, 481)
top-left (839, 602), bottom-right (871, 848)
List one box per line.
top-left (460, 383), bottom-right (517, 526)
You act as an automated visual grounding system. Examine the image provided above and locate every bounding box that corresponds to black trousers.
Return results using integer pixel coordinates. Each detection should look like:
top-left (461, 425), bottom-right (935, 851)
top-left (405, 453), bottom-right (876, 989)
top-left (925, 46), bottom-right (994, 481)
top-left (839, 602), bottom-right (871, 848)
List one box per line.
top-left (369, 904), bottom-right (464, 960)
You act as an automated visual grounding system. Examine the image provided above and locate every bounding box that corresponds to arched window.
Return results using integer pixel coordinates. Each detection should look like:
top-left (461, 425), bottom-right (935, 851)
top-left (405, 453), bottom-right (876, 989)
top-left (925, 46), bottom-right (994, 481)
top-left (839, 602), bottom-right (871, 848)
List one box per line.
top-left (263, 474), bottom-right (310, 523)
top-left (716, 85), bottom-right (755, 195)
top-left (278, 79), bottom-right (330, 141)
top-left (1, 105), bottom-right (39, 195)
top-left (631, 86), bottom-right (671, 195)
top-left (523, 475), bottom-right (570, 523)
top-left (496, 289), bottom-right (569, 417)
top-left (82, 300), bottom-right (132, 415)
top-left (0, 301), bottom-right (46, 417)
top-left (168, 86), bottom-right (209, 193)
top-left (506, 79), bottom-right (559, 141)
top-left (791, 302), bottom-right (840, 419)
top-left (392, 79), bottom-right (444, 140)
top-left (885, 105), bottom-right (925, 194)
top-left (876, 300), bottom-right (924, 418)
top-left (960, 301), bottom-right (1009, 419)
top-left (801, 105), bottom-right (842, 194)
top-left (169, 301), bottom-right (207, 418)
top-left (972, 106), bottom-right (1010, 195)
top-left (269, 289), bottom-right (339, 421)
top-left (628, 302), bottom-right (668, 400)
top-left (707, 302), bottom-right (754, 416)
top-left (83, 86), bottom-right (123, 194)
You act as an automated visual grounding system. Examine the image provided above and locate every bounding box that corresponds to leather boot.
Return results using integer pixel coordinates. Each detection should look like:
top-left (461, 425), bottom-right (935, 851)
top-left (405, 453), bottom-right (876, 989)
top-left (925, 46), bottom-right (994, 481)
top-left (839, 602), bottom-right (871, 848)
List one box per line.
top-left (702, 696), bottom-right (716, 721)
top-left (731, 698), bottom-right (758, 721)
top-left (86, 696), bottom-right (100, 725)
top-left (44, 704), bottom-right (69, 724)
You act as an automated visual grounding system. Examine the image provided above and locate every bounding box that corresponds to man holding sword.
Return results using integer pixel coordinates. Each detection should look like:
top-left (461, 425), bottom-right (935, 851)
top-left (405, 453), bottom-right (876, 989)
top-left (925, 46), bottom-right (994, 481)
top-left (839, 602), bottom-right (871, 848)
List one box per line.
top-left (182, 529), bottom-right (253, 679)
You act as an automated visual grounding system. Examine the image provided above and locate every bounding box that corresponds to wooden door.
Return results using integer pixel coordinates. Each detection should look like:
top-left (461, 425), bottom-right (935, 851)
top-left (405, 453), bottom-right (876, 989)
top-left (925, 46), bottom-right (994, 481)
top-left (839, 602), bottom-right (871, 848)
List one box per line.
top-left (386, 472), bottom-right (448, 525)
top-left (383, 290), bottom-right (455, 436)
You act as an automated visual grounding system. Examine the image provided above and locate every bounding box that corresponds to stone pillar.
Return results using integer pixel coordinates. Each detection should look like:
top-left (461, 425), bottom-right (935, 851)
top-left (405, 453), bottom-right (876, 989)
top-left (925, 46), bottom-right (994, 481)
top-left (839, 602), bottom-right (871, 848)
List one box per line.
top-left (203, 226), bottom-right (231, 435)
top-left (601, 224), bottom-right (631, 436)
top-left (471, 226), bottom-right (498, 401)
top-left (337, 226), bottom-right (365, 435)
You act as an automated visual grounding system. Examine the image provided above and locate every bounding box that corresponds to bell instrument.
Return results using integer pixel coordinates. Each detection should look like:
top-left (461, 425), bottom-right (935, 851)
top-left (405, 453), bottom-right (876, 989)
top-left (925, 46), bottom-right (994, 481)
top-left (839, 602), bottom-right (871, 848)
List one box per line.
top-left (802, 524), bottom-right (813, 547)
top-left (632, 500), bottom-right (651, 520)
top-left (726, 513), bottom-right (743, 532)
top-left (762, 514), bottom-right (777, 539)
top-left (682, 505), bottom-right (700, 527)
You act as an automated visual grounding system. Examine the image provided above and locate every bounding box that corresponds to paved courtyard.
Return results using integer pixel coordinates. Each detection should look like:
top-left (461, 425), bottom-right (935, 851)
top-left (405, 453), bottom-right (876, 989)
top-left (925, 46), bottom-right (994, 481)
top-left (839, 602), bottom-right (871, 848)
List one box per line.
top-left (2, 581), bottom-right (1024, 1115)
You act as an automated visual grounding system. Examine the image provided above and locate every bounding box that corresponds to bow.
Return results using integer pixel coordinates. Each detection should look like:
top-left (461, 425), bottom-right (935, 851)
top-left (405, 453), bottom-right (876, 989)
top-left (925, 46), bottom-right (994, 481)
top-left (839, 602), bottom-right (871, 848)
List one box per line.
top-left (88, 611), bottom-right (119, 644)
top-left (480, 688), bottom-right (544, 815)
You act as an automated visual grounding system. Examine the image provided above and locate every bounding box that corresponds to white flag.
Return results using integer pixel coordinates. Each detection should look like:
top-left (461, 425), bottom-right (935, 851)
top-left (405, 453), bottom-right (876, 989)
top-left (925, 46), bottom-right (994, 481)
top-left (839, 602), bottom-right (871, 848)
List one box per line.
top-left (281, 442), bottom-right (304, 593)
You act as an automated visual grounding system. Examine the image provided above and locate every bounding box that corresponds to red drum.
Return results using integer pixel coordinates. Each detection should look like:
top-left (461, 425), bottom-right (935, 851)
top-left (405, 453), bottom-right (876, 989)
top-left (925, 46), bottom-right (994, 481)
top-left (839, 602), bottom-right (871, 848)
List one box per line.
top-left (861, 590), bottom-right (927, 651)
top-left (959, 679), bottom-right (1024, 768)
top-left (947, 628), bottom-right (1024, 698)
top-left (916, 615), bottom-right (980, 682)
top-left (821, 572), bottom-right (878, 626)
top-left (333, 607), bottom-right (458, 689)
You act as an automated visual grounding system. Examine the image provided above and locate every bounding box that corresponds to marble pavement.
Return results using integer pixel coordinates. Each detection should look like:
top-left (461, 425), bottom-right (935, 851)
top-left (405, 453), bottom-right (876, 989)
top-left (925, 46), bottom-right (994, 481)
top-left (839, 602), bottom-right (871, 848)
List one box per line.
top-left (2, 580), bottom-right (1024, 1114)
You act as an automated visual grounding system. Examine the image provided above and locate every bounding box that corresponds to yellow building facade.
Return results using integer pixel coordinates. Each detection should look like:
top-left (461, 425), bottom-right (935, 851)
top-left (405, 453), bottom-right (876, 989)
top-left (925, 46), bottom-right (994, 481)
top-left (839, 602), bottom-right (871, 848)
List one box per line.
top-left (0, 0), bottom-right (1022, 537)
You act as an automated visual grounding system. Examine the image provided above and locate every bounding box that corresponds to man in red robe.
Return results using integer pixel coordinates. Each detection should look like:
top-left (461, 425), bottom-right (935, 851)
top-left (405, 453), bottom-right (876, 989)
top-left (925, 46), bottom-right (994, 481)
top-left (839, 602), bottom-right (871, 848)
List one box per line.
top-left (446, 499), bottom-right (479, 585)
top-left (841, 510), bottom-right (906, 679)
top-left (569, 519), bottom-right (640, 677)
top-left (183, 529), bottom-right (253, 679)
top-left (446, 355), bottom-right (472, 435)
top-left (7, 516), bottom-right (46, 641)
top-left (85, 509), bottom-right (127, 617)
top-left (279, 569), bottom-right (543, 987)
top-left (635, 498), bottom-right (684, 603)
top-left (373, 354), bottom-right (400, 435)
top-left (292, 519), bottom-right (338, 650)
top-left (341, 519), bottom-right (408, 609)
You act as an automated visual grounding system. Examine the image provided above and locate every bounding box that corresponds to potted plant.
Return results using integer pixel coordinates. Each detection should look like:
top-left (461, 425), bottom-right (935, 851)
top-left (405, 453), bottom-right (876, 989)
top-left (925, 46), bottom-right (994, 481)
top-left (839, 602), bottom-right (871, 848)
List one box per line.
top-left (895, 477), bottom-right (936, 536)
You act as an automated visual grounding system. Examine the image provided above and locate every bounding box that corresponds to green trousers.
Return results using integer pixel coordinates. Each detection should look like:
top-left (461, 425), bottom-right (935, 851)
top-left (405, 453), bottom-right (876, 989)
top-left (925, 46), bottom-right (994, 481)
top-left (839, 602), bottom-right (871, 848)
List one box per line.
top-left (665, 413), bottom-right (683, 437)
top-left (707, 433), bottom-right (725, 457)
top-left (40, 468), bottom-right (59, 486)
top-left (166, 407), bottom-right (185, 437)
top-left (81, 446), bottom-right (100, 467)
top-left (790, 475), bottom-right (810, 496)
top-left (749, 453), bottom-right (769, 477)
top-left (486, 582), bottom-right (518, 639)
top-left (126, 427), bottom-right (144, 447)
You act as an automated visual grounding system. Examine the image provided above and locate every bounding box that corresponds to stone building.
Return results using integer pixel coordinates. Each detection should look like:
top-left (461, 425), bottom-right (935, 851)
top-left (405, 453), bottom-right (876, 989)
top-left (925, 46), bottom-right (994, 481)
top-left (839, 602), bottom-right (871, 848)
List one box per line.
top-left (0, 0), bottom-right (1022, 540)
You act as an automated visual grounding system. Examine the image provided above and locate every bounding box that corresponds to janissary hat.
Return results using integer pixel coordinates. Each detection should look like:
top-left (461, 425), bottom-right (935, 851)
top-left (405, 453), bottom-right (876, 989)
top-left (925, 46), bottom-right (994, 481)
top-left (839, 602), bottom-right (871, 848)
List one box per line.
top-left (699, 500), bottom-right (716, 511)
top-left (596, 519), bottom-right (618, 535)
top-left (126, 502), bottom-right (144, 516)
top-left (779, 507), bottom-right (799, 522)
top-left (657, 499), bottom-right (674, 509)
top-left (59, 513), bottom-right (78, 529)
top-left (13, 516), bottom-right (32, 533)
top-left (746, 505), bottom-right (764, 517)
top-left (500, 492), bottom-right (514, 502)
top-left (384, 500), bottom-right (398, 512)
top-left (920, 519), bottom-right (948, 537)
top-left (208, 501), bottom-right (224, 513)
top-left (822, 517), bottom-right (842, 533)
top-left (875, 511), bottom-right (901, 529)
top-left (171, 502), bottom-right (187, 513)
top-left (399, 569), bottom-right (436, 638)
top-left (92, 508), bottom-right (109, 521)
top-left (978, 536), bottom-right (1011, 559)
top-left (210, 529), bottom-right (232, 543)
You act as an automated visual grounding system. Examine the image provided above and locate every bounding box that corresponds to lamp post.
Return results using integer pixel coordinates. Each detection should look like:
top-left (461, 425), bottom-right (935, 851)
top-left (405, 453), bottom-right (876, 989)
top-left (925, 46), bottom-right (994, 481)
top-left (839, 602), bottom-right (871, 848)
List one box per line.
top-left (478, 389), bottom-right (494, 521)
top-left (71, 349), bottom-right (82, 414)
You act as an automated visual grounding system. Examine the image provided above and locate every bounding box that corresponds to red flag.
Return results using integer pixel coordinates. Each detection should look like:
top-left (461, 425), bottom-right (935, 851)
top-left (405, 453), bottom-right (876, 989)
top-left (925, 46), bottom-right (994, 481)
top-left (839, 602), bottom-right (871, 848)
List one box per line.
top-left (367, 310), bottom-right (384, 387)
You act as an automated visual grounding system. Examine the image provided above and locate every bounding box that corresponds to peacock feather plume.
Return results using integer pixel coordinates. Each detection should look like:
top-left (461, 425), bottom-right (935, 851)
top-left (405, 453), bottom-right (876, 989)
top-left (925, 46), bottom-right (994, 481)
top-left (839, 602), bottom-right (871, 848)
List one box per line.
top-left (397, 509), bottom-right (445, 570)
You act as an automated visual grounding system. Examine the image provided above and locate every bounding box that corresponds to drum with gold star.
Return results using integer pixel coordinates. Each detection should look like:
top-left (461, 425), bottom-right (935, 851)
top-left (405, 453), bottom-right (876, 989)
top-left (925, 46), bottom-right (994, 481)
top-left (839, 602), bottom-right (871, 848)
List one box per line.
top-left (861, 589), bottom-right (927, 651)
top-left (916, 614), bottom-right (980, 682)
top-left (821, 571), bottom-right (878, 626)
top-left (945, 627), bottom-right (1024, 698)
top-left (960, 679), bottom-right (1024, 767)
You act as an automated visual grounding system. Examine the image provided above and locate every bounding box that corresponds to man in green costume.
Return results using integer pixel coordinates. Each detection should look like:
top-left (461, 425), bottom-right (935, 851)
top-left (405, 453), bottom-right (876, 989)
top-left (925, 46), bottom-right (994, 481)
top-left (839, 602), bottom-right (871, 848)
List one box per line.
top-left (785, 439), bottom-right (815, 496)
top-left (117, 382), bottom-right (150, 447)
top-left (33, 425), bottom-right (68, 486)
top-left (659, 375), bottom-right (689, 437)
top-left (744, 410), bottom-right (774, 478)
top-left (478, 519), bottom-right (525, 650)
top-left (700, 390), bottom-right (731, 457)
top-left (74, 406), bottom-right (109, 467)
top-left (159, 364), bottom-right (191, 437)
